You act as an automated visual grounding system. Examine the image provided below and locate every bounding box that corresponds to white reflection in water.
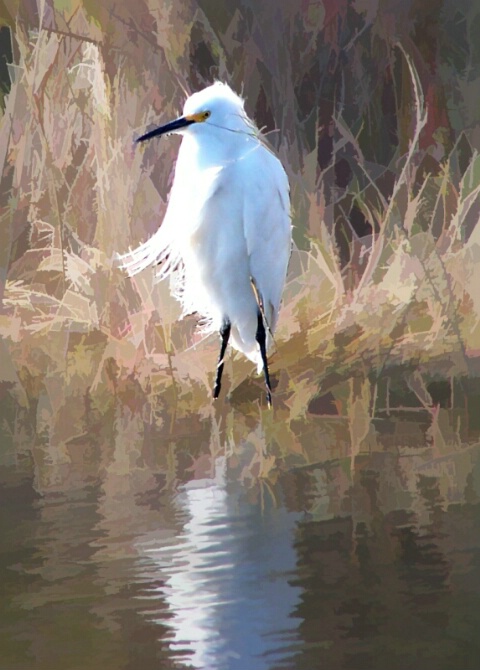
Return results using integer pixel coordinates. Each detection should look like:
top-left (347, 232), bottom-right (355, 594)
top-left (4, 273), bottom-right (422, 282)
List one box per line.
top-left (136, 465), bottom-right (300, 669)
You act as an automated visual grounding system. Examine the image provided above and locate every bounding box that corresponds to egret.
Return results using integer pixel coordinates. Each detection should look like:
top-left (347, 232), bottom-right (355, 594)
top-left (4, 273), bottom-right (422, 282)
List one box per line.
top-left (119, 82), bottom-right (291, 406)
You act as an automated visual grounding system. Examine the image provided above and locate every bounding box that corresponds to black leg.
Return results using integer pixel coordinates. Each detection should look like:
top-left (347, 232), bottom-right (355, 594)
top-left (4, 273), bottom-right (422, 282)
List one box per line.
top-left (255, 311), bottom-right (272, 408)
top-left (213, 319), bottom-right (231, 399)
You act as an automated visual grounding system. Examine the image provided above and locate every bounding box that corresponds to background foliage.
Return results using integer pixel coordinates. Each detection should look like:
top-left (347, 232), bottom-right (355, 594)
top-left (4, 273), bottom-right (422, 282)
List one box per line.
top-left (1, 0), bottom-right (480, 491)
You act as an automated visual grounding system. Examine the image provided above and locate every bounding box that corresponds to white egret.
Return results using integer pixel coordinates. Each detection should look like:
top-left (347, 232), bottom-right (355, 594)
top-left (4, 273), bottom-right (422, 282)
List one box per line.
top-left (119, 82), bottom-right (291, 406)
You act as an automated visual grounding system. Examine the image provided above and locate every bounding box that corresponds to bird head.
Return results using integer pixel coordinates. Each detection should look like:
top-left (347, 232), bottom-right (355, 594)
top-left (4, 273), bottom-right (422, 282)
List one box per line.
top-left (135, 82), bottom-right (256, 143)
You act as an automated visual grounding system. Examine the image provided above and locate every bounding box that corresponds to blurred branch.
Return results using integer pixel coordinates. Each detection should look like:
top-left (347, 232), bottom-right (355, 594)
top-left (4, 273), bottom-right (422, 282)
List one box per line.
top-left (40, 26), bottom-right (103, 46)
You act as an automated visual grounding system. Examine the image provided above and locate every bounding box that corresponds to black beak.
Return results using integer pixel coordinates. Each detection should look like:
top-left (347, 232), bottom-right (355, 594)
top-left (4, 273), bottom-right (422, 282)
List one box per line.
top-left (135, 116), bottom-right (195, 143)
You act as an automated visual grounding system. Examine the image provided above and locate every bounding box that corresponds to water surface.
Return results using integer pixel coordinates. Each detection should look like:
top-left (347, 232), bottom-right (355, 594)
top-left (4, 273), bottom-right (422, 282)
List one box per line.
top-left (1, 433), bottom-right (480, 669)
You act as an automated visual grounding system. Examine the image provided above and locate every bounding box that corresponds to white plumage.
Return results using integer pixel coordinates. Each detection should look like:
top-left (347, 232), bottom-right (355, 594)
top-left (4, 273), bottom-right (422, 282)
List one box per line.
top-left (119, 82), bottom-right (291, 405)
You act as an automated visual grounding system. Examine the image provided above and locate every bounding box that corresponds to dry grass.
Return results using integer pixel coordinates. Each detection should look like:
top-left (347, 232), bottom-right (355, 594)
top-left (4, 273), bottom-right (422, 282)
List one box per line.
top-left (1, 2), bottom-right (480, 491)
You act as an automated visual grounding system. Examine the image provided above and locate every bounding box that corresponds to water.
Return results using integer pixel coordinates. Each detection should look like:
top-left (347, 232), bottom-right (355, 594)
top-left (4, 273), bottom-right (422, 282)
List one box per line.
top-left (1, 438), bottom-right (480, 669)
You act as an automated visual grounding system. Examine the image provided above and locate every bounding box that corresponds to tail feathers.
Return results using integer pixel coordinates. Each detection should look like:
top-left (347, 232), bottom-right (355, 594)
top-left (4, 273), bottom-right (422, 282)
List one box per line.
top-left (117, 228), bottom-right (178, 280)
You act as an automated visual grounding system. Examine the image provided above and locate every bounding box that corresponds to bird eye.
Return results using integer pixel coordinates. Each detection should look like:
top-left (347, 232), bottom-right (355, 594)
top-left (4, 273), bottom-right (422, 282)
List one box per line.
top-left (203, 111), bottom-right (211, 120)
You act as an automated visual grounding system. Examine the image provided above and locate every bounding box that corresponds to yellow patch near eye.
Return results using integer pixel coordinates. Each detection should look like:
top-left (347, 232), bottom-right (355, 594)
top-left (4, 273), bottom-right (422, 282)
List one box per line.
top-left (185, 111), bottom-right (211, 123)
